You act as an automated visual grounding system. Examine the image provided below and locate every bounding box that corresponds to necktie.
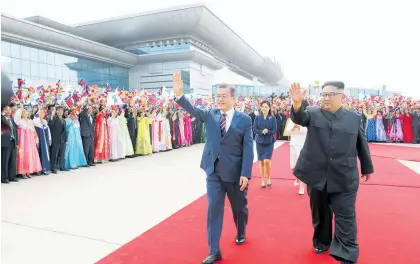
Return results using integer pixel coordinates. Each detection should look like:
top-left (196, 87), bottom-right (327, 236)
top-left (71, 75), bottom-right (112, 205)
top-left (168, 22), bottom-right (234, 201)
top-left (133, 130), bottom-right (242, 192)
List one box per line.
top-left (220, 113), bottom-right (227, 137)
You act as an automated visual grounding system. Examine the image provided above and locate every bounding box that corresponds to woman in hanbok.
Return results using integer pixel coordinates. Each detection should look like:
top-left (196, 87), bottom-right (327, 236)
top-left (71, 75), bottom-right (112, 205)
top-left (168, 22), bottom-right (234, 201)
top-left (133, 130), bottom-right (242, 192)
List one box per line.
top-left (94, 106), bottom-right (110, 163)
top-left (162, 109), bottom-right (173, 150)
top-left (14, 107), bottom-right (42, 178)
top-left (178, 110), bottom-right (186, 146)
top-left (287, 116), bottom-right (308, 195)
top-left (401, 108), bottom-right (413, 143)
top-left (363, 107), bottom-right (377, 142)
top-left (183, 113), bottom-right (193, 146)
top-left (108, 109), bottom-right (125, 161)
top-left (64, 111), bottom-right (87, 169)
top-left (135, 111), bottom-right (153, 155)
top-left (389, 109), bottom-right (404, 142)
top-left (384, 109), bottom-right (393, 141)
top-left (152, 111), bottom-right (165, 152)
top-left (117, 110), bottom-right (135, 157)
top-left (33, 109), bottom-right (52, 174)
top-left (375, 110), bottom-right (387, 142)
top-left (171, 110), bottom-right (180, 149)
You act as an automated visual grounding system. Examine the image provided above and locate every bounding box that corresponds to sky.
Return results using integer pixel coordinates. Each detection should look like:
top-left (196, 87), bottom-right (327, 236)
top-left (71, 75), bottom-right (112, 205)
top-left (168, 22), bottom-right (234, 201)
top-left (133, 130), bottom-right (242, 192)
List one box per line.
top-left (2, 0), bottom-right (419, 96)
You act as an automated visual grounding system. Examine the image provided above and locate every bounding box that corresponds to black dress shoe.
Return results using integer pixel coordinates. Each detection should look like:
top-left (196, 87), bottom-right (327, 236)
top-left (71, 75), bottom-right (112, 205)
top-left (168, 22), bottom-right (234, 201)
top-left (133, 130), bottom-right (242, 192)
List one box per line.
top-left (236, 235), bottom-right (246, 245)
top-left (313, 247), bottom-right (328, 254)
top-left (202, 253), bottom-right (222, 264)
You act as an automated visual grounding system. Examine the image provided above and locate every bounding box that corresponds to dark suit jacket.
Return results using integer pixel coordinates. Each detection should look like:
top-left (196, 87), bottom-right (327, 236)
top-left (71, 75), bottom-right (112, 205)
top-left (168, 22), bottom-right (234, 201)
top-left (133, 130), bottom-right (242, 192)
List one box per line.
top-left (79, 110), bottom-right (94, 138)
top-left (253, 114), bottom-right (277, 144)
top-left (412, 112), bottom-right (420, 128)
top-left (1, 115), bottom-right (18, 148)
top-left (176, 95), bottom-right (254, 182)
top-left (291, 105), bottom-right (374, 193)
top-left (48, 115), bottom-right (66, 144)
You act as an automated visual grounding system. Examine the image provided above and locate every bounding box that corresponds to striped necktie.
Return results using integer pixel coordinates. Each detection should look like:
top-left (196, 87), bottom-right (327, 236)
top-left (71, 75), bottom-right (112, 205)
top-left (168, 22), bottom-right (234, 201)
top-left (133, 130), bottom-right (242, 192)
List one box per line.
top-left (220, 113), bottom-right (227, 137)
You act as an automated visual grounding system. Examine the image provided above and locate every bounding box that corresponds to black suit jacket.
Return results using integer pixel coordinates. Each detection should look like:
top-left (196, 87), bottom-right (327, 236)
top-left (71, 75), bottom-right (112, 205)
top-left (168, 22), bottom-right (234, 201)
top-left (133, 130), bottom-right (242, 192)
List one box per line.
top-left (1, 115), bottom-right (18, 148)
top-left (48, 115), bottom-right (66, 144)
top-left (290, 105), bottom-right (374, 193)
top-left (125, 112), bottom-right (137, 136)
top-left (412, 112), bottom-right (420, 128)
top-left (79, 110), bottom-right (94, 138)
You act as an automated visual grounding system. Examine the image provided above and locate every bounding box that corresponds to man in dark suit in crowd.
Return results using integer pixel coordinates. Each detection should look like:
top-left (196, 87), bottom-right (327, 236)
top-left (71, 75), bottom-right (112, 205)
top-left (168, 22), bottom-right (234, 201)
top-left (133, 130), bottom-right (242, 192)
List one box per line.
top-left (48, 105), bottom-right (68, 173)
top-left (412, 107), bottom-right (420, 143)
top-left (173, 73), bottom-right (254, 264)
top-left (290, 81), bottom-right (374, 264)
top-left (79, 105), bottom-right (95, 166)
top-left (1, 105), bottom-right (18, 183)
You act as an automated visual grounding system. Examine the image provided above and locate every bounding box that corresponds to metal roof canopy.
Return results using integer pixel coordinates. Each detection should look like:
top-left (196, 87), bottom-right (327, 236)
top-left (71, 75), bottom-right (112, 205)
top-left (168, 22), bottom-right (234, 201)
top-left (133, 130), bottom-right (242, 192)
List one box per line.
top-left (1, 14), bottom-right (139, 67)
top-left (69, 4), bottom-right (284, 85)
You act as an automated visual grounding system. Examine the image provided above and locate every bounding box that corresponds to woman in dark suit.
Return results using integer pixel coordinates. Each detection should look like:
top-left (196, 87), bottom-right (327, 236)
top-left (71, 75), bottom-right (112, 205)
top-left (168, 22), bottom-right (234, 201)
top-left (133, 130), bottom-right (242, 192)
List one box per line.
top-left (253, 100), bottom-right (277, 188)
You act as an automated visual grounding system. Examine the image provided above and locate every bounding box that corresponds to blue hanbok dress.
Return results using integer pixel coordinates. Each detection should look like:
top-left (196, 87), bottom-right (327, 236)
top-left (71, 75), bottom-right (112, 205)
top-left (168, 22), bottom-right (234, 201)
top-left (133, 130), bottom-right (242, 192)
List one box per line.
top-left (34, 118), bottom-right (51, 173)
top-left (64, 119), bottom-right (87, 169)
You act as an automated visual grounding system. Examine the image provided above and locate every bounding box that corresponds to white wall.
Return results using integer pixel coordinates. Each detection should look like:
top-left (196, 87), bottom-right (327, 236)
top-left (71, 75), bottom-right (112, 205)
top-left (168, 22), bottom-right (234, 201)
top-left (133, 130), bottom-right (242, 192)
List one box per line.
top-left (189, 61), bottom-right (214, 97)
top-left (129, 61), bottom-right (190, 91)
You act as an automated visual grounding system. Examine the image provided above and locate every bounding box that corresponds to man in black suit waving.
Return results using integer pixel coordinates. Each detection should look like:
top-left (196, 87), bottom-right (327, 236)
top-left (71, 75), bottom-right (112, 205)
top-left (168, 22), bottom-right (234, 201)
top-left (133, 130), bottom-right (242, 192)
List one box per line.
top-left (79, 105), bottom-right (95, 166)
top-left (290, 81), bottom-right (374, 264)
top-left (48, 105), bottom-right (68, 173)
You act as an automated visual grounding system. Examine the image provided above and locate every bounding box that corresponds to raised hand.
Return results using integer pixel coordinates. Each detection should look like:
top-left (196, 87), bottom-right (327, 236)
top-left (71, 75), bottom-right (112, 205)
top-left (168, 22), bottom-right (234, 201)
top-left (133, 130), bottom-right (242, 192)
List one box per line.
top-left (173, 72), bottom-right (183, 96)
top-left (289, 83), bottom-right (307, 105)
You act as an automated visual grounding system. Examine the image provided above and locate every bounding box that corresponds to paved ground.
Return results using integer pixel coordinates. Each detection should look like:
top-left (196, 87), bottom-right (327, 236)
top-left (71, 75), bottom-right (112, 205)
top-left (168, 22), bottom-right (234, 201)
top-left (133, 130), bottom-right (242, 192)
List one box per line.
top-left (1, 141), bottom-right (418, 264)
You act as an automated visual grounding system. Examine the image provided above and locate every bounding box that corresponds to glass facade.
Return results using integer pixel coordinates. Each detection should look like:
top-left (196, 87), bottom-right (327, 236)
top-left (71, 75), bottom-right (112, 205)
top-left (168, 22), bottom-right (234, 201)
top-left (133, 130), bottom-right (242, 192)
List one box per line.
top-left (125, 42), bottom-right (190, 55)
top-left (212, 84), bottom-right (289, 98)
top-left (1, 40), bottom-right (129, 89)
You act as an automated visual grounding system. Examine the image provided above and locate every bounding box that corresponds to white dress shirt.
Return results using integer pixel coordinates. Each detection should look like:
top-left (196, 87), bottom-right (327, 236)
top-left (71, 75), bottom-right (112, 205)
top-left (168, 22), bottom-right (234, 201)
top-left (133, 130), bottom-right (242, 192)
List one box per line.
top-left (176, 94), bottom-right (234, 130)
top-left (221, 108), bottom-right (234, 131)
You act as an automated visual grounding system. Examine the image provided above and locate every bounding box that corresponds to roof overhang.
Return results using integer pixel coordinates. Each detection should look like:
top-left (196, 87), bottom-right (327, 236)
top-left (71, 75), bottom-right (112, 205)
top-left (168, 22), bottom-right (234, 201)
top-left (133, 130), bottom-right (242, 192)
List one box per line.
top-left (136, 50), bottom-right (224, 70)
top-left (68, 4), bottom-right (284, 85)
top-left (1, 14), bottom-right (138, 67)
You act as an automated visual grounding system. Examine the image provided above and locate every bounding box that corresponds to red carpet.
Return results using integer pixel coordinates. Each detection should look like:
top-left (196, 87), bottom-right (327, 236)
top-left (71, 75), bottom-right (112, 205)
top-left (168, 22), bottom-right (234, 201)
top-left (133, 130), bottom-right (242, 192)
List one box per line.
top-left (369, 143), bottom-right (420, 162)
top-left (265, 143), bottom-right (420, 188)
top-left (97, 144), bottom-right (420, 264)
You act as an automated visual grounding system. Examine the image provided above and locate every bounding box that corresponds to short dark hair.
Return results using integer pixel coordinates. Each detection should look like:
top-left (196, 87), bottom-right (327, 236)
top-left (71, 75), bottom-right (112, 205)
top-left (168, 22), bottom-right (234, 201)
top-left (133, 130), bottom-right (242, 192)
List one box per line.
top-left (56, 106), bottom-right (64, 110)
top-left (218, 83), bottom-right (237, 97)
top-left (8, 102), bottom-right (16, 108)
top-left (322, 81), bottom-right (345, 90)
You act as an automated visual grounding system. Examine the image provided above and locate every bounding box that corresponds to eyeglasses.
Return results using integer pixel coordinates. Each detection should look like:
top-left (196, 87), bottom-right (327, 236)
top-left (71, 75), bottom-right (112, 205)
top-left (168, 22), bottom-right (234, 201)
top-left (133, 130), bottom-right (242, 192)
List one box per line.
top-left (320, 92), bottom-right (343, 98)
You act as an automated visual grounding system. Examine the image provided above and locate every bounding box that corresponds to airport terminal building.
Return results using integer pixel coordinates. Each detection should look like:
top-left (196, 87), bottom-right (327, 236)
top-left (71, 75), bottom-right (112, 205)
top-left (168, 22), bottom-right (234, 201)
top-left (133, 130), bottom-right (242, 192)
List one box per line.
top-left (1, 4), bottom-right (284, 97)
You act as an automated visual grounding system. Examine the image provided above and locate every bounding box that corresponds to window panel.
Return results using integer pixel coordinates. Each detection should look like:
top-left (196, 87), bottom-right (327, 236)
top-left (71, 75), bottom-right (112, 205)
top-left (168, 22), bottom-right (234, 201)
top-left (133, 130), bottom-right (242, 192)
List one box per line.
top-left (11, 58), bottom-right (21, 74)
top-left (39, 63), bottom-right (47, 78)
top-left (1, 41), bottom-right (11, 57)
top-left (30, 47), bottom-right (39, 62)
top-left (54, 66), bottom-right (63, 80)
top-left (47, 65), bottom-right (55, 79)
top-left (21, 46), bottom-right (30, 60)
top-left (38, 50), bottom-right (47, 63)
top-left (46, 51), bottom-right (55, 65)
top-left (30, 62), bottom-right (39, 77)
top-left (21, 60), bottom-right (31, 75)
top-left (11, 43), bottom-right (21, 58)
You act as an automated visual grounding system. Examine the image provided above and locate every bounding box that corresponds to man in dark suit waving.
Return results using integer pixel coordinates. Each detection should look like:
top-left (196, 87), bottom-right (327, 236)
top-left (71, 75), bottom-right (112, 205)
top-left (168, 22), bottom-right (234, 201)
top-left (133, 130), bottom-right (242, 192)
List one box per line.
top-left (290, 81), bottom-right (374, 264)
top-left (173, 73), bottom-right (254, 264)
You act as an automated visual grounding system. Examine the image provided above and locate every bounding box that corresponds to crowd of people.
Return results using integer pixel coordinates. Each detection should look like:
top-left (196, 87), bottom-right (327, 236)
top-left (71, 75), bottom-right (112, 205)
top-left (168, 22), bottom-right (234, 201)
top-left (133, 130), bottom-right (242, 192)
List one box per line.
top-left (251, 94), bottom-right (420, 144)
top-left (1, 99), bottom-right (206, 184)
top-left (1, 80), bottom-right (419, 185)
